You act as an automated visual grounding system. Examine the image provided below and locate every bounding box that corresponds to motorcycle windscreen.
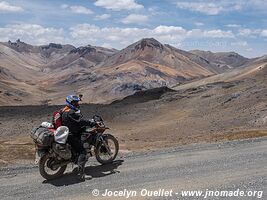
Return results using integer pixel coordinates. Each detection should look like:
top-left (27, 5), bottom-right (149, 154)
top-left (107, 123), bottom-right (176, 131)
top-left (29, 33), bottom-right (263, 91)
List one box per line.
top-left (54, 126), bottom-right (69, 144)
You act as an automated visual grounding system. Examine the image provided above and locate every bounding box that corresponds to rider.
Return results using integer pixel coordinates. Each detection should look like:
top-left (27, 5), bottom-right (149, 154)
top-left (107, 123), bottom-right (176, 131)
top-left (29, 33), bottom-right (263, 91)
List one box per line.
top-left (61, 94), bottom-right (96, 180)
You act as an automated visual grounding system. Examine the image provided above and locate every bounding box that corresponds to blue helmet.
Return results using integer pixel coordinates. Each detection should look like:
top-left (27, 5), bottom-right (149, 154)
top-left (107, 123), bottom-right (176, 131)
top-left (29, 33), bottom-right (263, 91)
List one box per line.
top-left (66, 95), bottom-right (81, 110)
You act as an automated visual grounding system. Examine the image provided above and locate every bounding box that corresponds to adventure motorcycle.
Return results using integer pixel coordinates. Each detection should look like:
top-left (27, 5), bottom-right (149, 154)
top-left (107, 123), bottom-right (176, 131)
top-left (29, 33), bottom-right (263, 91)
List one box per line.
top-left (35, 115), bottom-right (119, 180)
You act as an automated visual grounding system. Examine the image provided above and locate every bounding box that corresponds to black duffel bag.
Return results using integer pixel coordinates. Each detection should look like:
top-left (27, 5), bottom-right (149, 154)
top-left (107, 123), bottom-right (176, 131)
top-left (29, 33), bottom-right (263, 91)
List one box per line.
top-left (30, 126), bottom-right (54, 147)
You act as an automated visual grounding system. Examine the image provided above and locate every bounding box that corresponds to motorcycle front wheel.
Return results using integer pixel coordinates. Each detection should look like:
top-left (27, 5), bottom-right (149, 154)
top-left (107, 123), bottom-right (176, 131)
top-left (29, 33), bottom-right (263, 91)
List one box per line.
top-left (95, 134), bottom-right (119, 164)
top-left (39, 154), bottom-right (67, 180)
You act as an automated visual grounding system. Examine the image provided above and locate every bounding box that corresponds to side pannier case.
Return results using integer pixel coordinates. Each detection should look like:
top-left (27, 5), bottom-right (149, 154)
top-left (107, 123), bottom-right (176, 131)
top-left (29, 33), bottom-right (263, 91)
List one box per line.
top-left (30, 126), bottom-right (54, 147)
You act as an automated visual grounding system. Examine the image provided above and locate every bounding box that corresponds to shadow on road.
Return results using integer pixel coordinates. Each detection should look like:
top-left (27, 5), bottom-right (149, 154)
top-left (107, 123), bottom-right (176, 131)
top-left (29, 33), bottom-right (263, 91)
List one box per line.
top-left (42, 160), bottom-right (124, 186)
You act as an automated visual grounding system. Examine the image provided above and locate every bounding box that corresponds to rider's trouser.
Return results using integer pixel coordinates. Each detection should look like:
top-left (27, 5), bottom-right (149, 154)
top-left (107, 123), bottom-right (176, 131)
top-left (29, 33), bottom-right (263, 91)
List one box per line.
top-left (67, 135), bottom-right (86, 172)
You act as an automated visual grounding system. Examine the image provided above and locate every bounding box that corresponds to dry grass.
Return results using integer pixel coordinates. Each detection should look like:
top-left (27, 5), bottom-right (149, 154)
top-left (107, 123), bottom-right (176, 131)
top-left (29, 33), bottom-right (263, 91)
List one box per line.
top-left (120, 130), bottom-right (267, 151)
top-left (209, 130), bottom-right (267, 141)
top-left (0, 136), bottom-right (35, 167)
top-left (0, 130), bottom-right (266, 167)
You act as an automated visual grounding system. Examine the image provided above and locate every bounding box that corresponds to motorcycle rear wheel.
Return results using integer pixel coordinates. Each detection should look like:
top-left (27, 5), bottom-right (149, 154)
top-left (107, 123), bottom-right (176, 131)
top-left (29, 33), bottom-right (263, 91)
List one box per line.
top-left (39, 154), bottom-right (67, 180)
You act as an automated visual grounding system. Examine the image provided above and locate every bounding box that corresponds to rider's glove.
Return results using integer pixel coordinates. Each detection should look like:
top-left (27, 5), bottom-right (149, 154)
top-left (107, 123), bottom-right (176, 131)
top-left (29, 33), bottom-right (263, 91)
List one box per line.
top-left (88, 119), bottom-right (97, 127)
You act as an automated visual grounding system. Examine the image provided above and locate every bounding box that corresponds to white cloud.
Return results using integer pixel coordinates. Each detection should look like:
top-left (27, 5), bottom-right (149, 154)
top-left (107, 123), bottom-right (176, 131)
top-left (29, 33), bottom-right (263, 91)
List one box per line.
top-left (195, 22), bottom-right (204, 26)
top-left (176, 2), bottom-right (224, 15)
top-left (238, 29), bottom-right (252, 36)
top-left (121, 14), bottom-right (148, 24)
top-left (175, 1), bottom-right (242, 15)
top-left (94, 0), bottom-right (143, 11)
top-left (147, 6), bottom-right (162, 16)
top-left (69, 24), bottom-right (188, 47)
top-left (0, 1), bottom-right (23, 12)
top-left (225, 24), bottom-right (241, 28)
top-left (94, 14), bottom-right (111, 20)
top-left (175, 0), bottom-right (267, 15)
top-left (187, 29), bottom-right (234, 38)
top-left (261, 30), bottom-right (267, 37)
top-left (61, 4), bottom-right (93, 15)
top-left (238, 28), bottom-right (261, 37)
top-left (0, 23), bottom-right (249, 52)
top-left (202, 30), bottom-right (234, 38)
top-left (0, 24), bottom-right (65, 45)
top-left (101, 43), bottom-right (113, 48)
top-left (152, 26), bottom-right (187, 43)
top-left (231, 41), bottom-right (248, 47)
top-left (246, 0), bottom-right (267, 10)
top-left (153, 25), bottom-right (186, 35)
top-left (70, 6), bottom-right (93, 14)
top-left (69, 24), bottom-right (236, 49)
top-left (237, 28), bottom-right (267, 38)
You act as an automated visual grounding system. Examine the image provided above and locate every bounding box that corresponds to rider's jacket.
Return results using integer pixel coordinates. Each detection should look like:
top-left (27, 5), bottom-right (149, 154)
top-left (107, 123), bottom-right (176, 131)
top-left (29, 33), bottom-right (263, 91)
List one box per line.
top-left (61, 106), bottom-right (95, 136)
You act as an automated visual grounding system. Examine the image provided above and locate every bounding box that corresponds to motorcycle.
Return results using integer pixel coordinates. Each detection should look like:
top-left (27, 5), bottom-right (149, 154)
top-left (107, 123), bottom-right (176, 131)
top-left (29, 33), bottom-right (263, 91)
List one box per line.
top-left (35, 115), bottom-right (119, 180)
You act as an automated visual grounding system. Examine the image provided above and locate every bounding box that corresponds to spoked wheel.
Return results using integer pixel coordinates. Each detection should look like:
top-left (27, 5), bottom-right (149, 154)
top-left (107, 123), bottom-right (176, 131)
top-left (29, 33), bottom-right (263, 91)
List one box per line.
top-left (39, 154), bottom-right (67, 180)
top-left (95, 134), bottom-right (119, 164)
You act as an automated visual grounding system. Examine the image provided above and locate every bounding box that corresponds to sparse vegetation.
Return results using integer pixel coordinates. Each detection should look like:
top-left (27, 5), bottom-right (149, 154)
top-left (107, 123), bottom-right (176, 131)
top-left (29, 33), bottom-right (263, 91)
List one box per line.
top-left (1, 130), bottom-right (266, 167)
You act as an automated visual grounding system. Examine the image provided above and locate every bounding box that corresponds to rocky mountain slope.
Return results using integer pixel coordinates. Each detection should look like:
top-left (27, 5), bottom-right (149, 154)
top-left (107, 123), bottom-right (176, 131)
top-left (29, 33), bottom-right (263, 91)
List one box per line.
top-left (1, 58), bottom-right (266, 151)
top-left (190, 50), bottom-right (250, 73)
top-left (0, 38), bottom-right (254, 105)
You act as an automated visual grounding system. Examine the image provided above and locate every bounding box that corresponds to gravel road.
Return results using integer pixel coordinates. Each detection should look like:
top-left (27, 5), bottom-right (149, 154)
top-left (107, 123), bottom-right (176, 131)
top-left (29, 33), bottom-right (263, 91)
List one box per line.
top-left (0, 137), bottom-right (266, 200)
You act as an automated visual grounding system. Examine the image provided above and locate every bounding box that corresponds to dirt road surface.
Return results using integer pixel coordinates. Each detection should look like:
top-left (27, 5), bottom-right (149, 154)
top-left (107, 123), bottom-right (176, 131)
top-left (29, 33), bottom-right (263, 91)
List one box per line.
top-left (0, 137), bottom-right (266, 200)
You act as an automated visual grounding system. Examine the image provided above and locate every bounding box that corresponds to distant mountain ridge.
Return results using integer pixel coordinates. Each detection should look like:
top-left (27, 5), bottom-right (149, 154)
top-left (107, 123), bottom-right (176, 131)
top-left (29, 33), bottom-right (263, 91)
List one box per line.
top-left (0, 38), bottom-right (259, 105)
top-left (189, 50), bottom-right (250, 73)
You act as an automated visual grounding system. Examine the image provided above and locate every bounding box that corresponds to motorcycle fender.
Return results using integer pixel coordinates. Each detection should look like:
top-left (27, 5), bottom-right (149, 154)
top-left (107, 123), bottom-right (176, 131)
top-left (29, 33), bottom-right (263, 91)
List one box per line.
top-left (34, 149), bottom-right (46, 164)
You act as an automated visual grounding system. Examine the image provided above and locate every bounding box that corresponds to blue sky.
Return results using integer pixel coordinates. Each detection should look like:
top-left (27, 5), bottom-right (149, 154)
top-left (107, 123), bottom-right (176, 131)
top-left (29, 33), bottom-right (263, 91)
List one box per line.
top-left (0, 0), bottom-right (267, 57)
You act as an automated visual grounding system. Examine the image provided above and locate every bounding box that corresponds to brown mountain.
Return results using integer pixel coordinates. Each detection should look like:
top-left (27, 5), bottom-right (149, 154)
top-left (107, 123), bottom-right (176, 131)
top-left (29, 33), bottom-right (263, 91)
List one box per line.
top-left (50, 38), bottom-right (217, 104)
top-left (45, 45), bottom-right (118, 72)
top-left (100, 38), bottom-right (214, 78)
top-left (190, 50), bottom-right (250, 73)
top-left (0, 38), bottom-right (256, 105)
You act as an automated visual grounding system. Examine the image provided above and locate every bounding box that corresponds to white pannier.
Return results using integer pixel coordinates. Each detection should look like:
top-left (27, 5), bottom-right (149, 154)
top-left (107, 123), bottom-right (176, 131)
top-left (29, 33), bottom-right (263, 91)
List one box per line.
top-left (54, 126), bottom-right (69, 144)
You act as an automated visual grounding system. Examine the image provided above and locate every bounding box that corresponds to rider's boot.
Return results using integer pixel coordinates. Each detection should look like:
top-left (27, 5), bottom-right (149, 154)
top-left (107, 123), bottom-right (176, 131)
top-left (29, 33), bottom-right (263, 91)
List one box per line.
top-left (77, 153), bottom-right (92, 180)
top-left (77, 164), bottom-right (92, 180)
